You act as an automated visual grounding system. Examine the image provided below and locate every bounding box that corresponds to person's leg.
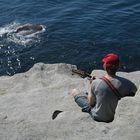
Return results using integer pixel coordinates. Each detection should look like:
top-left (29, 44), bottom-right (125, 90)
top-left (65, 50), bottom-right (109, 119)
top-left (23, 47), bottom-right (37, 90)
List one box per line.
top-left (70, 89), bottom-right (91, 113)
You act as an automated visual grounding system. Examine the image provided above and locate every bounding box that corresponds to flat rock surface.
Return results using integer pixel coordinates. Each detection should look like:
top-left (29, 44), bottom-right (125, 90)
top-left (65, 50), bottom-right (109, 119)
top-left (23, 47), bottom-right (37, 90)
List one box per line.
top-left (0, 63), bottom-right (139, 140)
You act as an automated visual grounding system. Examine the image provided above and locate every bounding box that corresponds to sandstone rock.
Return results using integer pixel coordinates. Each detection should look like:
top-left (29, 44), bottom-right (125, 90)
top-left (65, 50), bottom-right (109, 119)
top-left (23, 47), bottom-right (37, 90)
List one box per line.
top-left (0, 63), bottom-right (139, 140)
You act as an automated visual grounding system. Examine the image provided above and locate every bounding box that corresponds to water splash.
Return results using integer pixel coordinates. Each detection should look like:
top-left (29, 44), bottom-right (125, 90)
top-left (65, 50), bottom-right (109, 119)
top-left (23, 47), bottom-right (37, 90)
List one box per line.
top-left (0, 22), bottom-right (46, 46)
top-left (0, 21), bottom-right (46, 75)
top-left (0, 22), bottom-right (20, 37)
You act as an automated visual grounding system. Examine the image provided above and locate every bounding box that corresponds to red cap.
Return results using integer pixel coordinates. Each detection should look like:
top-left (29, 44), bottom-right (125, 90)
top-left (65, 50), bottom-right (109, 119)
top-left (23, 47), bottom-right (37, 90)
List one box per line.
top-left (102, 53), bottom-right (120, 69)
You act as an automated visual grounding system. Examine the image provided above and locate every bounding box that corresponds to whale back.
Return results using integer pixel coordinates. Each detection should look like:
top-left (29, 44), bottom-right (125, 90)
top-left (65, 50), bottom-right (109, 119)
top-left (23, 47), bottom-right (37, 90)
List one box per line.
top-left (15, 24), bottom-right (43, 36)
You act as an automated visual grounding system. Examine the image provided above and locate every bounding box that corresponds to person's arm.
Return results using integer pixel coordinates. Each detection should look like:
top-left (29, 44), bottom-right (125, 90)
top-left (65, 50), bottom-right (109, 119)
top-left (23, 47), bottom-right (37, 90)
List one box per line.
top-left (87, 89), bottom-right (95, 106)
top-left (87, 79), bottom-right (95, 106)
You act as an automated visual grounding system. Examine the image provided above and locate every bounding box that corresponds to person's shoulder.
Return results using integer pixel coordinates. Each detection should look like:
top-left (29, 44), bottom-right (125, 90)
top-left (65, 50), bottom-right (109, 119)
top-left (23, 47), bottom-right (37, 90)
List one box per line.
top-left (92, 78), bottom-right (103, 86)
top-left (92, 78), bottom-right (102, 83)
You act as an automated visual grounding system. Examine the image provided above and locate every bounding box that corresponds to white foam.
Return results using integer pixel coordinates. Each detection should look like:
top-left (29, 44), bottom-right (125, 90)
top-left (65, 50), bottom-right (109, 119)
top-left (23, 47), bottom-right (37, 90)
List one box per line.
top-left (0, 22), bottom-right (20, 37)
top-left (0, 22), bottom-right (46, 46)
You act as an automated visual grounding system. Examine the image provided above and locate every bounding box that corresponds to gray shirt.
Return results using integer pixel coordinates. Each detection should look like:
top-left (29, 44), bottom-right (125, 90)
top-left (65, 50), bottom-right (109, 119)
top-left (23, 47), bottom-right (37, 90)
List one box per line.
top-left (90, 76), bottom-right (137, 122)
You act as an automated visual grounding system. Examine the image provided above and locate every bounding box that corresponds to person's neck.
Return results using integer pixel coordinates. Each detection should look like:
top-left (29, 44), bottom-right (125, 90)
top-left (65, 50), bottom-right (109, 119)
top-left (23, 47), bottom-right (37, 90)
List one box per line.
top-left (105, 73), bottom-right (116, 79)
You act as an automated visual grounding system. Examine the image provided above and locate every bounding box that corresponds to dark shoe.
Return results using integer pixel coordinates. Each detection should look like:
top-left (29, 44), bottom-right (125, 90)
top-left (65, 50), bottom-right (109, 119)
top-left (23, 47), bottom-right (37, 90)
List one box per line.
top-left (52, 110), bottom-right (63, 120)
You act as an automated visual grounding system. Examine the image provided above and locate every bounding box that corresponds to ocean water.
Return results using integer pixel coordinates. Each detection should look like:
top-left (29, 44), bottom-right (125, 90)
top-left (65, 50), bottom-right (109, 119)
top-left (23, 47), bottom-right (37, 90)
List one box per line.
top-left (0, 0), bottom-right (140, 75)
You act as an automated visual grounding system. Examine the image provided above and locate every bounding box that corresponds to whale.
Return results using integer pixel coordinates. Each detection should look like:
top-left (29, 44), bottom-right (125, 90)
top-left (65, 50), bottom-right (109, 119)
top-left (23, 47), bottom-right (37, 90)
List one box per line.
top-left (15, 24), bottom-right (44, 36)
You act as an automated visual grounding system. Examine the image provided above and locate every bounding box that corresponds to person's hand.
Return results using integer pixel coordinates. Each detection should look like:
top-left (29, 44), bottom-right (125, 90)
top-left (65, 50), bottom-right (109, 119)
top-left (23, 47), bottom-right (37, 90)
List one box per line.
top-left (87, 76), bottom-right (96, 84)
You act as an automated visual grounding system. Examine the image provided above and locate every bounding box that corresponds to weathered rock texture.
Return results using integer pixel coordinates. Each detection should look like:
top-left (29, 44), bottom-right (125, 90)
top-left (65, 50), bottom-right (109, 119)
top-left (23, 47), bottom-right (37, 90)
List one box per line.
top-left (0, 63), bottom-right (139, 140)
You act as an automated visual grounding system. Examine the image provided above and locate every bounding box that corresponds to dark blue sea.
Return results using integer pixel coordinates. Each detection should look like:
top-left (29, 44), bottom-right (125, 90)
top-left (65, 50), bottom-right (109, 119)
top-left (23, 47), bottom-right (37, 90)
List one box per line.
top-left (0, 0), bottom-right (140, 75)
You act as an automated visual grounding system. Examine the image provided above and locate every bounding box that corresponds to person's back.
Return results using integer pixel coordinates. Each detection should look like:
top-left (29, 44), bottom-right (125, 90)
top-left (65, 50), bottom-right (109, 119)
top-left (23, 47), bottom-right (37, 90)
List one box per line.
top-left (70, 53), bottom-right (137, 123)
top-left (90, 75), bottom-right (137, 122)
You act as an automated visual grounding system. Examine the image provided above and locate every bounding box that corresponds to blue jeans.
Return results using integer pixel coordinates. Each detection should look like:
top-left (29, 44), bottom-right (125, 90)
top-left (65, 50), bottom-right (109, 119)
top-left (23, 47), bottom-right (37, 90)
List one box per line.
top-left (74, 92), bottom-right (113, 123)
top-left (74, 92), bottom-right (92, 113)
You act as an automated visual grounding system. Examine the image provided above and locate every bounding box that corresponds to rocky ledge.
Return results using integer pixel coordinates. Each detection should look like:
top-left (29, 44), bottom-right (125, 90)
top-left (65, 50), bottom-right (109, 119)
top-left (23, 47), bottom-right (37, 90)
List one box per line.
top-left (0, 63), bottom-right (139, 140)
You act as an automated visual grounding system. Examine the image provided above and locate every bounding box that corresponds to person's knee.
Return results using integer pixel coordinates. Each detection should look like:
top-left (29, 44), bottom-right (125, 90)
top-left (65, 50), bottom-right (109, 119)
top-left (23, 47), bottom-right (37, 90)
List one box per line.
top-left (69, 88), bottom-right (80, 97)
